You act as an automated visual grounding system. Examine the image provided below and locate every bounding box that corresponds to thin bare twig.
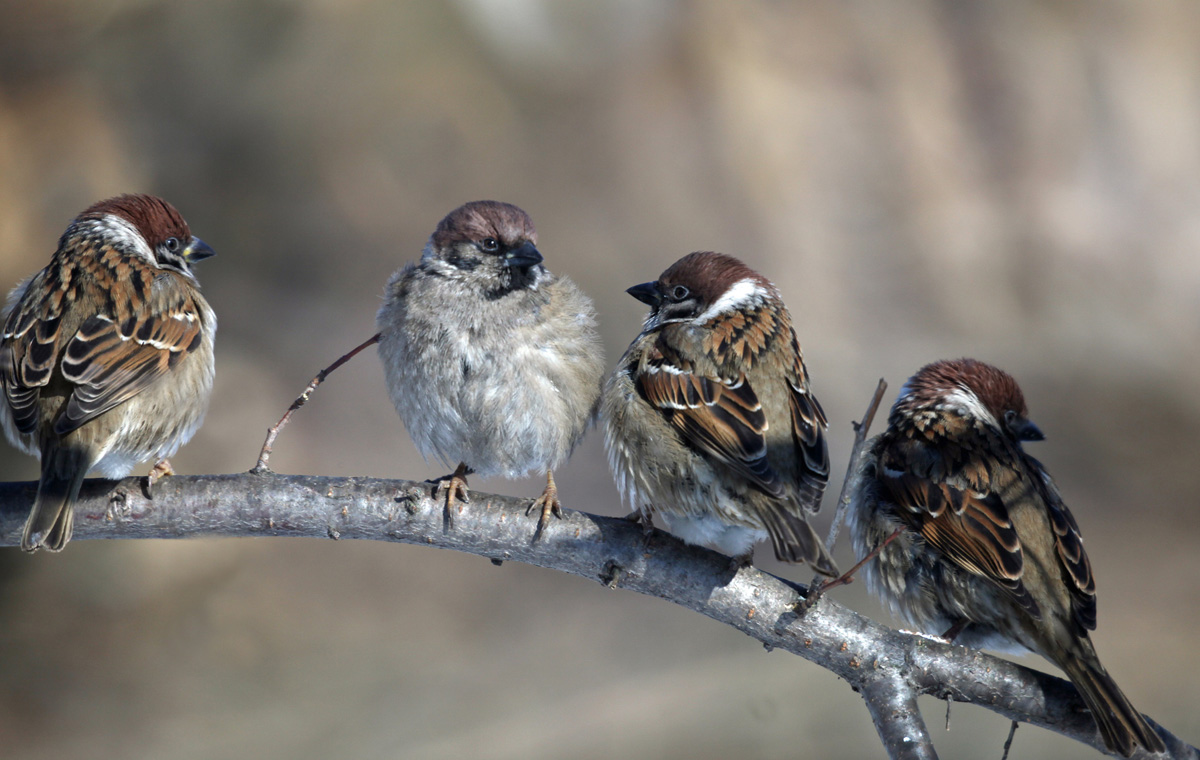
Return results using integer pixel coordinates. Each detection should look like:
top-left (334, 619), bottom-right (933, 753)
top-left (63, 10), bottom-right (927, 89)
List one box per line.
top-left (807, 378), bottom-right (887, 594)
top-left (252, 333), bottom-right (380, 473)
top-left (1001, 720), bottom-right (1019, 760)
top-left (809, 526), bottom-right (903, 600)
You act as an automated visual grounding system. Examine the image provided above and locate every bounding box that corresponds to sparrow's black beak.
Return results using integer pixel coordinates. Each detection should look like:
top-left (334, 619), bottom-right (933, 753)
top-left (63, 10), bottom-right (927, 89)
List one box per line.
top-left (504, 241), bottom-right (543, 269)
top-left (184, 236), bottom-right (216, 264)
top-left (626, 281), bottom-right (661, 306)
top-left (1013, 417), bottom-right (1045, 442)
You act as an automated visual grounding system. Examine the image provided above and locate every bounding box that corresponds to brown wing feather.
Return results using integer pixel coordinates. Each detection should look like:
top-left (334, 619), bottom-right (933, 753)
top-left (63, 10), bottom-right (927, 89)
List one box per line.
top-left (55, 298), bottom-right (203, 435)
top-left (2, 259), bottom-right (207, 438)
top-left (880, 468), bottom-right (1040, 619)
top-left (1027, 456), bottom-right (1097, 632)
top-left (636, 348), bottom-right (782, 498)
top-left (1, 270), bottom-right (62, 433)
top-left (786, 337), bottom-right (829, 507)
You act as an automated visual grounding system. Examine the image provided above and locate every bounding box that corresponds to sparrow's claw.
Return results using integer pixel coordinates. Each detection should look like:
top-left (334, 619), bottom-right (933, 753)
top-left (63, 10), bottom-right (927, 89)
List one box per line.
top-left (528, 471), bottom-right (563, 541)
top-left (623, 506), bottom-right (655, 538)
top-left (144, 458), bottom-right (175, 498)
top-left (432, 462), bottom-right (471, 530)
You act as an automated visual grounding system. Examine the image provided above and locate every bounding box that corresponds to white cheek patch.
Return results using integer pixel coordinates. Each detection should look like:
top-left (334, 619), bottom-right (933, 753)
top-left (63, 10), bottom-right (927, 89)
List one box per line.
top-left (80, 215), bottom-right (155, 263)
top-left (944, 386), bottom-right (999, 428)
top-left (693, 278), bottom-right (768, 324)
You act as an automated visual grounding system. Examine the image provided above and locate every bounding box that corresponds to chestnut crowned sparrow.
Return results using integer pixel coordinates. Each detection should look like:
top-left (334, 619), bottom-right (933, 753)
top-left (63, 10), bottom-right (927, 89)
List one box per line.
top-left (602, 252), bottom-right (836, 574)
top-left (1, 194), bottom-right (217, 552)
top-left (846, 358), bottom-right (1163, 756)
top-left (376, 200), bottom-right (603, 531)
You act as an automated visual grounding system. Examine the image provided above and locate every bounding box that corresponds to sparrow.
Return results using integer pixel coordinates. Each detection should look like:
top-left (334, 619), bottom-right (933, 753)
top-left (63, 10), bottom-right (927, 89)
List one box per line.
top-left (846, 358), bottom-right (1164, 756)
top-left (376, 200), bottom-right (604, 532)
top-left (602, 251), bottom-right (837, 575)
top-left (1, 194), bottom-right (217, 552)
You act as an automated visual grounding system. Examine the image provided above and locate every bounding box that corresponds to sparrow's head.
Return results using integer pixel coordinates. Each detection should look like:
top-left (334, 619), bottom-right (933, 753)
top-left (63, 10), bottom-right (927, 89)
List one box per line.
top-left (626, 251), bottom-right (778, 331)
top-left (69, 194), bottom-right (215, 280)
top-left (896, 358), bottom-right (1044, 443)
top-left (424, 200), bottom-right (545, 298)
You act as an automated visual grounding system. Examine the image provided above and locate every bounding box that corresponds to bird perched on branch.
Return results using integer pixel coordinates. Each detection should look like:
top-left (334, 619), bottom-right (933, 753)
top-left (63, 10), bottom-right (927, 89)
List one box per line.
top-left (0, 194), bottom-right (217, 551)
top-left (602, 251), bottom-right (836, 575)
top-left (376, 201), bottom-right (603, 533)
top-left (847, 358), bottom-right (1163, 756)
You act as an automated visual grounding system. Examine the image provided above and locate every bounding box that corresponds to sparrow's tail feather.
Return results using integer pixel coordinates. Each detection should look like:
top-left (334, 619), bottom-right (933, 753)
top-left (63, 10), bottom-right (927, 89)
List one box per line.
top-left (22, 444), bottom-right (90, 552)
top-left (795, 474), bottom-right (827, 515)
top-left (762, 507), bottom-right (839, 577)
top-left (1060, 655), bottom-right (1164, 757)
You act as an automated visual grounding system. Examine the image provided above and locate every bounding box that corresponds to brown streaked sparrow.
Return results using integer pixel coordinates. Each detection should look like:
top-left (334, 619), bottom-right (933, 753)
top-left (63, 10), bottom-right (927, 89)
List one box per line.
top-left (376, 200), bottom-right (604, 532)
top-left (1, 194), bottom-right (217, 552)
top-left (602, 251), bottom-right (837, 575)
top-left (847, 358), bottom-right (1164, 756)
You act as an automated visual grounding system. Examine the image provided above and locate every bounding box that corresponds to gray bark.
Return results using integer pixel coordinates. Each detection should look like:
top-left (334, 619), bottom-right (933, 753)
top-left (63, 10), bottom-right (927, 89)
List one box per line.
top-left (0, 473), bottom-right (1190, 759)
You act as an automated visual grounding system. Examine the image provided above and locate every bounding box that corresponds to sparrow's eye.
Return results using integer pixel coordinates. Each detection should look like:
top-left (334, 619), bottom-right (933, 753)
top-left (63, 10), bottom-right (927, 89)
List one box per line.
top-left (164, 237), bottom-right (181, 253)
top-left (670, 285), bottom-right (690, 301)
top-left (480, 237), bottom-right (500, 252)
top-left (1004, 409), bottom-right (1017, 425)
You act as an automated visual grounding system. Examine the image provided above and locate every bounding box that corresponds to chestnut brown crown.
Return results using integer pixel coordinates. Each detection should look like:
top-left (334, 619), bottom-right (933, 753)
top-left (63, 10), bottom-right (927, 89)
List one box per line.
top-left (898, 358), bottom-right (1043, 442)
top-left (431, 200), bottom-right (537, 252)
top-left (80, 194), bottom-right (191, 247)
top-left (422, 201), bottom-right (546, 298)
top-left (70, 194), bottom-right (214, 277)
top-left (627, 251), bottom-right (777, 327)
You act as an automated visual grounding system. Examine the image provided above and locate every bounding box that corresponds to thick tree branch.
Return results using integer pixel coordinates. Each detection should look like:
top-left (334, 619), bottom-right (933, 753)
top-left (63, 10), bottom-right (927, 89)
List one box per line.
top-left (0, 473), bottom-right (1190, 759)
top-left (860, 671), bottom-right (937, 760)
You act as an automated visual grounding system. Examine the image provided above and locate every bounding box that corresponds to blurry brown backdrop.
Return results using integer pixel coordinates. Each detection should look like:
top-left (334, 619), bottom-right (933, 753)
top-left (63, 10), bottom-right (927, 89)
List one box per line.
top-left (1, 1), bottom-right (1198, 758)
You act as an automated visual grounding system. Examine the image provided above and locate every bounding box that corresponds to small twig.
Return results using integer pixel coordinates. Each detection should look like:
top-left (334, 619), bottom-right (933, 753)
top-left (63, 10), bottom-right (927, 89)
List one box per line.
top-left (808, 378), bottom-right (887, 593)
top-left (1000, 720), bottom-right (1019, 760)
top-left (252, 333), bottom-right (381, 473)
top-left (806, 527), bottom-right (903, 605)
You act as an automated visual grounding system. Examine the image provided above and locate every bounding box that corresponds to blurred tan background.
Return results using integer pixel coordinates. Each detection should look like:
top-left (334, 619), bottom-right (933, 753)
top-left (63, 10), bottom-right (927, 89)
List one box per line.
top-left (1, 1), bottom-right (1198, 758)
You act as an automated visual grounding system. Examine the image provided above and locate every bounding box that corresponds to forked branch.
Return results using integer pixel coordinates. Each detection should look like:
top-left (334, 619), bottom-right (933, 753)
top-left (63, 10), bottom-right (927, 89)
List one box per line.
top-left (0, 380), bottom-right (1189, 760)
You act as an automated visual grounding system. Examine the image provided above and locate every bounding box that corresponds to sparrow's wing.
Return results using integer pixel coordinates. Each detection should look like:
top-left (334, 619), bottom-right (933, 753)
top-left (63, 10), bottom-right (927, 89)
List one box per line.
top-left (879, 446), bottom-right (1040, 619)
top-left (636, 344), bottom-right (783, 498)
top-left (0, 270), bottom-right (58, 434)
top-left (1027, 456), bottom-right (1097, 632)
top-left (785, 333), bottom-right (829, 508)
top-left (54, 282), bottom-right (206, 435)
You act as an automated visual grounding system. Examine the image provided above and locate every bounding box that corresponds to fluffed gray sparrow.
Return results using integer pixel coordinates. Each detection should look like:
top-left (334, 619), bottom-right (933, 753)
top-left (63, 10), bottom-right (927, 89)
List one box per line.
top-left (602, 251), bottom-right (836, 574)
top-left (376, 200), bottom-right (604, 532)
top-left (1, 194), bottom-right (217, 552)
top-left (846, 358), bottom-right (1163, 756)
